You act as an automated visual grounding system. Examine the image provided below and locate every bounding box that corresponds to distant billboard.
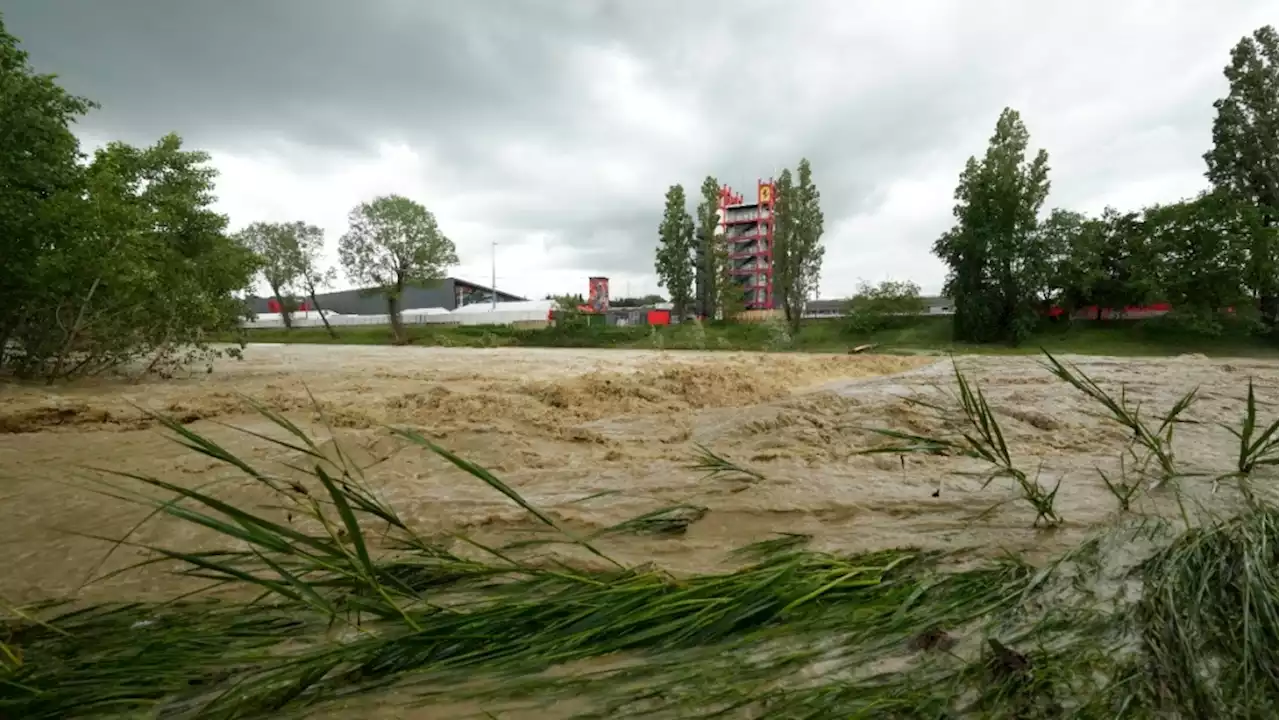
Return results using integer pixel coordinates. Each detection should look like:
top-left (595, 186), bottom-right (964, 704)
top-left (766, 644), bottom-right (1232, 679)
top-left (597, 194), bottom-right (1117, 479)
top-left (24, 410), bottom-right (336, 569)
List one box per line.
top-left (587, 277), bottom-right (610, 313)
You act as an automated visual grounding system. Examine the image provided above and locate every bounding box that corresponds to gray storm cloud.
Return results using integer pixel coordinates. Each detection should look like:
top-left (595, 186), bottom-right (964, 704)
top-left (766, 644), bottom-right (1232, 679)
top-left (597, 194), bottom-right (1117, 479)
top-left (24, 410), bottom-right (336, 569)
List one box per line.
top-left (6, 0), bottom-right (1274, 292)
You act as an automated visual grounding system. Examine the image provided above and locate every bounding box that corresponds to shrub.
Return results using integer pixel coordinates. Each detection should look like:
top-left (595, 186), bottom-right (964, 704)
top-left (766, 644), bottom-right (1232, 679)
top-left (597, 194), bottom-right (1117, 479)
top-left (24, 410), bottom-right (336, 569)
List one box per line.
top-left (845, 280), bottom-right (927, 335)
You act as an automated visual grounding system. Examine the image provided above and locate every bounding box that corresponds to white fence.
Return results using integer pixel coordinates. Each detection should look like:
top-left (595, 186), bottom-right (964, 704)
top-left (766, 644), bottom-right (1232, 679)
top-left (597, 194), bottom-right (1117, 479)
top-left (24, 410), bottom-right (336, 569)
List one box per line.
top-left (243, 300), bottom-right (555, 329)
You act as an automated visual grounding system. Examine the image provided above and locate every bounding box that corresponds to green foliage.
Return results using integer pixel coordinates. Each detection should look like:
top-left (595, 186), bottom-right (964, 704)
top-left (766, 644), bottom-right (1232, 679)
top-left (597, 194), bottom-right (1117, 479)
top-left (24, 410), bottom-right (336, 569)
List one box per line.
top-left (289, 221), bottom-right (340, 338)
top-left (236, 221), bottom-right (305, 328)
top-left (845, 279), bottom-right (926, 334)
top-left (548, 293), bottom-right (585, 311)
top-left (1051, 207), bottom-right (1155, 319)
top-left (1205, 24), bottom-right (1279, 329)
top-left (655, 184), bottom-right (695, 319)
top-left (1143, 192), bottom-right (1258, 324)
top-left (338, 194), bottom-right (458, 342)
top-left (609, 294), bottom-right (665, 308)
top-left (862, 359), bottom-right (1063, 527)
top-left (238, 220), bottom-right (338, 338)
top-left (0, 18), bottom-right (97, 367)
top-left (773, 159), bottom-right (825, 331)
top-left (1039, 208), bottom-right (1089, 309)
top-left (233, 313), bottom-right (1276, 358)
top-left (0, 19), bottom-right (257, 380)
top-left (693, 175), bottom-right (721, 318)
top-left (939, 28), bottom-right (1276, 342)
top-left (6, 134), bottom-right (258, 380)
top-left (934, 108), bottom-right (1051, 345)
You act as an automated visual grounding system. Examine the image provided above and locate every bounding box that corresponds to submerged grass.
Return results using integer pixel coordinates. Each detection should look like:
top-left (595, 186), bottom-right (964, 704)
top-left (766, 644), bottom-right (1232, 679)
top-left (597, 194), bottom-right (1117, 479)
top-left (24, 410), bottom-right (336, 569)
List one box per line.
top-left (1, 353), bottom-right (1276, 719)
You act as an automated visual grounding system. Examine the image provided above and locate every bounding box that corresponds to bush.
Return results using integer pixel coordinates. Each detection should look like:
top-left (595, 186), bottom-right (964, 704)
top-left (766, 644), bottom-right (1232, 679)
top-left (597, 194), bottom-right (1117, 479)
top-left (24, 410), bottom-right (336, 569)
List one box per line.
top-left (1, 26), bottom-right (257, 381)
top-left (845, 280), bottom-right (927, 335)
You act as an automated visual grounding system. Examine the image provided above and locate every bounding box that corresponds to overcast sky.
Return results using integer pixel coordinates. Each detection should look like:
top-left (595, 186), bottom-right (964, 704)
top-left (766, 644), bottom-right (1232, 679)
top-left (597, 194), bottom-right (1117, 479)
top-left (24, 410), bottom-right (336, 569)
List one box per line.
top-left (7, 1), bottom-right (1276, 300)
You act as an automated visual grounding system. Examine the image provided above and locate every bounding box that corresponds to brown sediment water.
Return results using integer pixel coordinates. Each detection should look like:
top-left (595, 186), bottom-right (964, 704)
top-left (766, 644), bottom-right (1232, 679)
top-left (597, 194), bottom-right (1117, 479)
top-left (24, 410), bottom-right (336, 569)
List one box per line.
top-left (0, 345), bottom-right (1274, 611)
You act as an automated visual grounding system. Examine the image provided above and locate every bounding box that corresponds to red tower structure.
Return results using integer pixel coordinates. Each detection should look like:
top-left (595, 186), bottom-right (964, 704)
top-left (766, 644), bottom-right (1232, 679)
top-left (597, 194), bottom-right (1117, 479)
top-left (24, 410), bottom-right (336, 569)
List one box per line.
top-left (718, 179), bottom-right (776, 310)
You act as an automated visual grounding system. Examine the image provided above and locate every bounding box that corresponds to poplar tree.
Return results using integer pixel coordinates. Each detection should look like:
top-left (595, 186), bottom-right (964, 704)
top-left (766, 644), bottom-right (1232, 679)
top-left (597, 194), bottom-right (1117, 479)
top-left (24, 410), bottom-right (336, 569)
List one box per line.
top-left (694, 176), bottom-right (729, 318)
top-left (655, 184), bottom-right (695, 319)
top-left (1204, 25), bottom-right (1278, 329)
top-left (773, 159), bottom-right (826, 331)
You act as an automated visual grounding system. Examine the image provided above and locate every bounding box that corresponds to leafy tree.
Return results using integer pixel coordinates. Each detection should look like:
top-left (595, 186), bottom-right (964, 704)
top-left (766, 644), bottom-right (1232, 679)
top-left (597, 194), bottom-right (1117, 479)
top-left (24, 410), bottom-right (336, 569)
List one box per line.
top-left (1094, 210), bottom-right (1160, 318)
top-left (13, 135), bottom-right (258, 380)
top-left (693, 176), bottom-right (721, 318)
top-left (0, 18), bottom-right (254, 380)
top-left (655, 184), bottom-right (695, 319)
top-left (238, 222), bottom-right (304, 329)
top-left (1144, 191), bottom-right (1258, 330)
top-left (1204, 25), bottom-right (1279, 327)
top-left (0, 17), bottom-right (96, 367)
top-left (845, 279), bottom-right (926, 334)
top-left (1039, 208), bottom-right (1091, 314)
top-left (933, 108), bottom-right (1051, 344)
top-left (773, 159), bottom-right (826, 332)
top-left (338, 194), bottom-right (458, 343)
top-left (290, 222), bottom-right (340, 339)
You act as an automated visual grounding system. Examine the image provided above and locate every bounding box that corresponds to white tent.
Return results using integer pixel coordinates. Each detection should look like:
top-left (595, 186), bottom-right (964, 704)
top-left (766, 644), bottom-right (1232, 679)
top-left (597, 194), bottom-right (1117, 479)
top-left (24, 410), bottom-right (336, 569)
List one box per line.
top-left (447, 299), bottom-right (554, 326)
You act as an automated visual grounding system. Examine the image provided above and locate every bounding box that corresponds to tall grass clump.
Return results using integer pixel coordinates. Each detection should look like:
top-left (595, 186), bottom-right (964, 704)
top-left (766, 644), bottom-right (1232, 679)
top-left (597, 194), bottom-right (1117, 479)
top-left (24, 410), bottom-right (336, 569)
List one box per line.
top-left (859, 358), bottom-right (1063, 526)
top-left (1042, 353), bottom-right (1198, 487)
top-left (2, 354), bottom-right (1277, 718)
top-left (3, 402), bottom-right (977, 718)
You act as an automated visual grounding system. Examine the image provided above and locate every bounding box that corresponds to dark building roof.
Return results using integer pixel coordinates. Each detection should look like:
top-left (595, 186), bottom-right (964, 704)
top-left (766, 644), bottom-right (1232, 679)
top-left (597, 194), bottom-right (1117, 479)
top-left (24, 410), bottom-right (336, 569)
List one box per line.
top-left (805, 295), bottom-right (954, 316)
top-left (806, 299), bottom-right (846, 313)
top-left (248, 277), bottom-right (525, 315)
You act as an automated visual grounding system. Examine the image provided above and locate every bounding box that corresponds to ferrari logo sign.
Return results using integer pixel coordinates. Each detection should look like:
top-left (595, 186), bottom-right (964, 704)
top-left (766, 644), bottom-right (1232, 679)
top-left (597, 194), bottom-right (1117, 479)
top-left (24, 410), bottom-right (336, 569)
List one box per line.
top-left (758, 185), bottom-right (772, 204)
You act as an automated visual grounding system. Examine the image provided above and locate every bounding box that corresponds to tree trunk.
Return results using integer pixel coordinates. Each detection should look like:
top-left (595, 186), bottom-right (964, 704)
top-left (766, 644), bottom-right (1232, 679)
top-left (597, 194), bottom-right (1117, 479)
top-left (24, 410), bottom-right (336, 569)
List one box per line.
top-left (1258, 206), bottom-right (1277, 335)
top-left (271, 285), bottom-right (293, 330)
top-left (309, 287), bottom-right (338, 339)
top-left (1260, 293), bottom-right (1278, 336)
top-left (0, 323), bottom-right (11, 372)
top-left (387, 293), bottom-right (405, 344)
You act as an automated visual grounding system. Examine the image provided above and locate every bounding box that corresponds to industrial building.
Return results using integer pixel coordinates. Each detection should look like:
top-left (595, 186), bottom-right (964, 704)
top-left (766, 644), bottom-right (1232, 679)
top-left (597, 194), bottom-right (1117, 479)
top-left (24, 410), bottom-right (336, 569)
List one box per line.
top-left (802, 296), bottom-right (956, 319)
top-left (248, 277), bottom-right (525, 316)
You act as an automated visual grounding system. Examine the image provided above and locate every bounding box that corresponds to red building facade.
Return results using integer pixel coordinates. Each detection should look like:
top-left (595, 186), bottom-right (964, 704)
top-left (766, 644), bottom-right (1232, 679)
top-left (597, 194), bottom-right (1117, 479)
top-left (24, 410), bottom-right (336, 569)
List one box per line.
top-left (719, 180), bottom-right (777, 310)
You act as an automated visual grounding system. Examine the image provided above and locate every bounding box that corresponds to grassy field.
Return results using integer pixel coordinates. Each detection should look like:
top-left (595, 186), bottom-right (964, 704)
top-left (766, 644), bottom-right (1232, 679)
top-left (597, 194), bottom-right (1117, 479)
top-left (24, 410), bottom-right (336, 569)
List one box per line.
top-left (228, 315), bottom-right (1277, 357)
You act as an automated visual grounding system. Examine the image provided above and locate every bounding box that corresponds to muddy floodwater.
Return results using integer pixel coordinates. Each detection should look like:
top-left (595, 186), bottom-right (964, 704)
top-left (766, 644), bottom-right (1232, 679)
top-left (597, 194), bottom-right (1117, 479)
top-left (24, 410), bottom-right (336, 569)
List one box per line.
top-left (1, 345), bottom-right (1275, 606)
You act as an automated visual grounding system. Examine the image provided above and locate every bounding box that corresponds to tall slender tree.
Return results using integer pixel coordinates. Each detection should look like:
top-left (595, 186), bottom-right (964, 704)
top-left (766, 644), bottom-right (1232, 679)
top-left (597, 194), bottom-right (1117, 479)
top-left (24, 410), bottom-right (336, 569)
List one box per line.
top-left (1204, 24), bottom-right (1278, 328)
top-left (792, 158), bottom-right (825, 330)
top-left (771, 169), bottom-right (796, 322)
top-left (655, 184), bottom-right (695, 319)
top-left (933, 108), bottom-right (1051, 344)
top-left (713, 231), bottom-right (740, 321)
top-left (693, 176), bottom-right (721, 318)
top-left (288, 221), bottom-right (339, 339)
top-left (773, 159), bottom-right (826, 331)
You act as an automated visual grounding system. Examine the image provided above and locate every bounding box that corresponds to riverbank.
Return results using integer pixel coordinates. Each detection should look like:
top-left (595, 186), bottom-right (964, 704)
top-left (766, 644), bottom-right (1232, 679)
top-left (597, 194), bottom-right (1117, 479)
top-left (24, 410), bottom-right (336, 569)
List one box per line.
top-left (227, 315), bottom-right (1277, 358)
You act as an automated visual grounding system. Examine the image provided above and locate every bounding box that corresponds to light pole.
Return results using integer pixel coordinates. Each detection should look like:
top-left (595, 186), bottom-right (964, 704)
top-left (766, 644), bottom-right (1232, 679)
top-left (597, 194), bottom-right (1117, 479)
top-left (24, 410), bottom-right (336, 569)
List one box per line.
top-left (491, 241), bottom-right (497, 310)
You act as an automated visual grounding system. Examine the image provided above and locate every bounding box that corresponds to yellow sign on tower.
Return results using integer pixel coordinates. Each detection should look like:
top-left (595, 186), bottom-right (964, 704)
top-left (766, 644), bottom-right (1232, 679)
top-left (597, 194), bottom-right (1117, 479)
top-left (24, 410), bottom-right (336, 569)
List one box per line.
top-left (758, 184), bottom-right (772, 204)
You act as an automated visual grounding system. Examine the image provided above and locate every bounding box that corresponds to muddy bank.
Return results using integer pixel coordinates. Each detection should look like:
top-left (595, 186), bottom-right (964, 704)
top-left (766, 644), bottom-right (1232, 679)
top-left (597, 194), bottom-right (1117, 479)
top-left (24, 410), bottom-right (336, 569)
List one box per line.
top-left (0, 345), bottom-right (1274, 604)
